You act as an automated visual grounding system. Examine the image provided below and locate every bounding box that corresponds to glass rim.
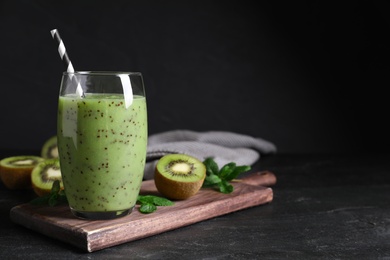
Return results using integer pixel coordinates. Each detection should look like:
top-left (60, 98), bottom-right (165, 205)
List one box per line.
top-left (62, 71), bottom-right (142, 76)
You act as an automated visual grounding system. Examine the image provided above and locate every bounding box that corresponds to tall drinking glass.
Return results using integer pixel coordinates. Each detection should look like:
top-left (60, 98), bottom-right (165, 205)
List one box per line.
top-left (57, 71), bottom-right (147, 220)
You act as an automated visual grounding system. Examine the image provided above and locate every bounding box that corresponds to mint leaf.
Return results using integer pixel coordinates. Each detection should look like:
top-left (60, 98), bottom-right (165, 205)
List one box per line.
top-left (203, 157), bottom-right (219, 176)
top-left (29, 180), bottom-right (67, 207)
top-left (57, 190), bottom-right (68, 204)
top-left (151, 196), bottom-right (174, 206)
top-left (218, 180), bottom-right (233, 194)
top-left (224, 165), bottom-right (251, 181)
top-left (48, 193), bottom-right (59, 207)
top-left (202, 157), bottom-right (250, 194)
top-left (137, 195), bottom-right (174, 206)
top-left (51, 180), bottom-right (61, 194)
top-left (203, 174), bottom-right (221, 187)
top-left (137, 195), bottom-right (174, 214)
top-left (219, 162), bottom-right (236, 179)
top-left (137, 195), bottom-right (154, 204)
top-left (139, 203), bottom-right (157, 214)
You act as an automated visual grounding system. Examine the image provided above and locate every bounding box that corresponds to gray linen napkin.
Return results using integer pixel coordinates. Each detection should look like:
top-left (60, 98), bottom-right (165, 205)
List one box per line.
top-left (144, 130), bottom-right (277, 180)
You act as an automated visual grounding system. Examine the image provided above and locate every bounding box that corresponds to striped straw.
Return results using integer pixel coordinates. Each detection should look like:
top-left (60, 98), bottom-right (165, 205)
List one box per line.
top-left (50, 29), bottom-right (84, 98)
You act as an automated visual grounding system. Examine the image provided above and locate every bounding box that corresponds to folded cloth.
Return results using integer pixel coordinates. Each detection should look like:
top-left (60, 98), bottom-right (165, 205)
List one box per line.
top-left (144, 130), bottom-right (277, 180)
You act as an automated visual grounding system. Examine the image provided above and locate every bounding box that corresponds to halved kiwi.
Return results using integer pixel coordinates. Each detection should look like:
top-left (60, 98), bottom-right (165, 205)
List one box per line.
top-left (0, 156), bottom-right (44, 190)
top-left (31, 158), bottom-right (63, 197)
top-left (154, 154), bottom-right (206, 200)
top-left (41, 136), bottom-right (58, 159)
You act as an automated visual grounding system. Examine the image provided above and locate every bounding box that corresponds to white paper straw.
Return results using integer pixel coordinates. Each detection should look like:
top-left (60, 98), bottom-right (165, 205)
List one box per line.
top-left (50, 29), bottom-right (84, 98)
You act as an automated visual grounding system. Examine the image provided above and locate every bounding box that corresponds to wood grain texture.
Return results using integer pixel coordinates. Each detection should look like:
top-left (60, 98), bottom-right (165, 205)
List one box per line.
top-left (10, 172), bottom-right (275, 252)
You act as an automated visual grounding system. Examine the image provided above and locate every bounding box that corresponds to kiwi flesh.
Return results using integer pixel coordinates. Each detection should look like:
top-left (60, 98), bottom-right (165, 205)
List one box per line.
top-left (41, 136), bottom-right (58, 159)
top-left (0, 155), bottom-right (44, 190)
top-left (154, 154), bottom-right (206, 200)
top-left (31, 158), bottom-right (63, 197)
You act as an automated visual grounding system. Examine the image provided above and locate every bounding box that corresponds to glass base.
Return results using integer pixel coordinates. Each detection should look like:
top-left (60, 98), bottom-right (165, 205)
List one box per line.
top-left (70, 206), bottom-right (134, 220)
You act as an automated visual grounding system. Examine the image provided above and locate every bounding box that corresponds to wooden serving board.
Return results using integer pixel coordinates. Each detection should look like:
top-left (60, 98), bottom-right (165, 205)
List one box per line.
top-left (10, 171), bottom-right (276, 252)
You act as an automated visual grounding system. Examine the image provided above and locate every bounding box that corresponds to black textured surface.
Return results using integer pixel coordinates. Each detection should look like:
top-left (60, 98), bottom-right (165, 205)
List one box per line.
top-left (1, 152), bottom-right (389, 259)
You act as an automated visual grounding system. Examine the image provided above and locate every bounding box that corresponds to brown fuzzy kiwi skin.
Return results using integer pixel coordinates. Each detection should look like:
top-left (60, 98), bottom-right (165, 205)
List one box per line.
top-left (154, 165), bottom-right (206, 200)
top-left (0, 156), bottom-right (43, 190)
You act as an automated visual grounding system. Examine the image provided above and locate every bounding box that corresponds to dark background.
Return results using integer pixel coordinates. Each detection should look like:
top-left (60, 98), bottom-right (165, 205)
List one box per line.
top-left (0, 0), bottom-right (389, 154)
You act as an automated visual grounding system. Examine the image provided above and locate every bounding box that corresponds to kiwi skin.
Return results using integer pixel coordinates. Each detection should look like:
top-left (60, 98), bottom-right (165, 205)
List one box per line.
top-left (0, 156), bottom-right (44, 190)
top-left (154, 154), bottom-right (206, 200)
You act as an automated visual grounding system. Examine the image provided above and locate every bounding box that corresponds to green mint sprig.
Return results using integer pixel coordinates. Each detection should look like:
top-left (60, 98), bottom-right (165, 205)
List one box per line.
top-left (30, 180), bottom-right (67, 207)
top-left (202, 157), bottom-right (251, 194)
top-left (137, 195), bottom-right (174, 214)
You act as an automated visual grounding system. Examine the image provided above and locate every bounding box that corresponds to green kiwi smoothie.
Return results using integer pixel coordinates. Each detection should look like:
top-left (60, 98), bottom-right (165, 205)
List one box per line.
top-left (57, 93), bottom-right (147, 214)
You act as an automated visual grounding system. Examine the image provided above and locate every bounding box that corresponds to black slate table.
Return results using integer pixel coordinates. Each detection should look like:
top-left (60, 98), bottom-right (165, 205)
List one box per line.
top-left (1, 151), bottom-right (389, 259)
